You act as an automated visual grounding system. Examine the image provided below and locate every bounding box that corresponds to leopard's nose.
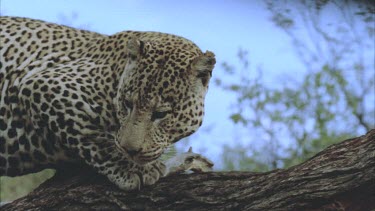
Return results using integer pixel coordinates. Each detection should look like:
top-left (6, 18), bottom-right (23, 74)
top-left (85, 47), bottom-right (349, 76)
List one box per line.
top-left (126, 148), bottom-right (142, 157)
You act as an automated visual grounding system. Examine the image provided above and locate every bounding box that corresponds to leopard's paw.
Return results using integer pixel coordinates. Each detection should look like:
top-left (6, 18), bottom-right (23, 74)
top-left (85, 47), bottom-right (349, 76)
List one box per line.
top-left (109, 170), bottom-right (143, 191)
top-left (141, 160), bottom-right (166, 186)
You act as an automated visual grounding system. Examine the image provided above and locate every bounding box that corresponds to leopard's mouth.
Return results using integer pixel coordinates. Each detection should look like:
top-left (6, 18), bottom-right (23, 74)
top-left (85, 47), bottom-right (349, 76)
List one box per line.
top-left (137, 151), bottom-right (163, 163)
top-left (130, 148), bottom-right (164, 165)
top-left (114, 140), bottom-right (162, 165)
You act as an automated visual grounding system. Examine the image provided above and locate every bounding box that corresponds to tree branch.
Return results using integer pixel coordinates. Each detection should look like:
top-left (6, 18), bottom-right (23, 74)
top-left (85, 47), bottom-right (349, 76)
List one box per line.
top-left (3, 130), bottom-right (375, 210)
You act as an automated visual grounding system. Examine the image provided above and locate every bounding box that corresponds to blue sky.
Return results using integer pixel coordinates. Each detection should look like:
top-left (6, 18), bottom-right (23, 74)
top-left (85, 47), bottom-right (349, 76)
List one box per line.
top-left (2, 0), bottom-right (372, 169)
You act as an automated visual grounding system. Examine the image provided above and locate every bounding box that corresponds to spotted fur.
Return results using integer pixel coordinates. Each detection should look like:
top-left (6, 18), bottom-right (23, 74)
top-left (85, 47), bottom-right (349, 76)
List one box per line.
top-left (0, 16), bottom-right (215, 190)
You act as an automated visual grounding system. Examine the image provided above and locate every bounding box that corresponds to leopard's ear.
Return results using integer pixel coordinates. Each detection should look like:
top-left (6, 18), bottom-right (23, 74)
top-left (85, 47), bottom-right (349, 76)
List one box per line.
top-left (193, 51), bottom-right (216, 86)
top-left (126, 37), bottom-right (146, 59)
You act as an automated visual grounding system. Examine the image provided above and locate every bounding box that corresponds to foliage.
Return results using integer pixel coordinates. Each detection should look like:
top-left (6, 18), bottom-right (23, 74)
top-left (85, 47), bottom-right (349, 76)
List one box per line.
top-left (0, 170), bottom-right (55, 202)
top-left (218, 0), bottom-right (374, 171)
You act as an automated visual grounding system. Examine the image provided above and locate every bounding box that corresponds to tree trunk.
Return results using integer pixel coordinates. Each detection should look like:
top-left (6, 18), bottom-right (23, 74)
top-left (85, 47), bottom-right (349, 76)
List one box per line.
top-left (2, 130), bottom-right (375, 211)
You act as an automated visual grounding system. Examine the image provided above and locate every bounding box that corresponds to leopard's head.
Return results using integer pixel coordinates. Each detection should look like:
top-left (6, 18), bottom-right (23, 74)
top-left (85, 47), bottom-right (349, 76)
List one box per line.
top-left (115, 34), bottom-right (215, 164)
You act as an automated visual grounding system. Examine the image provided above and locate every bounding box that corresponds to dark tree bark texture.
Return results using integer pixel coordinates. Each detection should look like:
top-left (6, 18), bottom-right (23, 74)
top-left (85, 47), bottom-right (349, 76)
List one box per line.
top-left (3, 130), bottom-right (375, 211)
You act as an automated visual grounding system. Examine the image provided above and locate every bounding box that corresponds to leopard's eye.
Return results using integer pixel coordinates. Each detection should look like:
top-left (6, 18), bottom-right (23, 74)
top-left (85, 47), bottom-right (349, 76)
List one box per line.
top-left (123, 99), bottom-right (133, 110)
top-left (151, 111), bottom-right (168, 121)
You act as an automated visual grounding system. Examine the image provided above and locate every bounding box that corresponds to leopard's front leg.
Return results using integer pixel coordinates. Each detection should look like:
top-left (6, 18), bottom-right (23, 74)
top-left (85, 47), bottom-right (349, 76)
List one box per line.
top-left (69, 137), bottom-right (166, 191)
top-left (97, 153), bottom-right (166, 190)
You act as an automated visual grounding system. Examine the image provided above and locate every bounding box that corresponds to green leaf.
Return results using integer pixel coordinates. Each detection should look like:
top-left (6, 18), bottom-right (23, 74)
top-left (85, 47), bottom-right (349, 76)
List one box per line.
top-left (229, 85), bottom-right (241, 91)
top-left (230, 113), bottom-right (246, 124)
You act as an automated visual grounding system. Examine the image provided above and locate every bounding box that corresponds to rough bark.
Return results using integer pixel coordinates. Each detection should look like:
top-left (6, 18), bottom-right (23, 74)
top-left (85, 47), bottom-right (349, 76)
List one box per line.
top-left (3, 130), bottom-right (375, 211)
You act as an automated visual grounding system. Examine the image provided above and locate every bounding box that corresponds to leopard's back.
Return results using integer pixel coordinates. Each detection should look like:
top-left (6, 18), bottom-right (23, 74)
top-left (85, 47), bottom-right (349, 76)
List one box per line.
top-left (0, 16), bottom-right (104, 175)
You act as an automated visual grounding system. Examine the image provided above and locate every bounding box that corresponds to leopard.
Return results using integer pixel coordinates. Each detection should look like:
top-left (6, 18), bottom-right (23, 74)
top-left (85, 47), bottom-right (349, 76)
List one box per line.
top-left (0, 16), bottom-right (215, 190)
